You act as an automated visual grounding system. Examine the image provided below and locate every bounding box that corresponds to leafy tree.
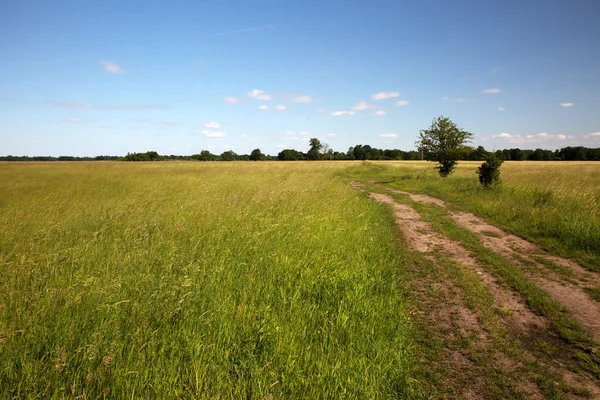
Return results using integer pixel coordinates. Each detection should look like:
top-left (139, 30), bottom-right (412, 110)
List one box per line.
top-left (383, 149), bottom-right (403, 160)
top-left (352, 145), bottom-right (367, 160)
top-left (192, 150), bottom-right (216, 161)
top-left (278, 149), bottom-right (304, 161)
top-left (528, 148), bottom-right (553, 161)
top-left (417, 116), bottom-right (473, 176)
top-left (309, 138), bottom-right (322, 151)
top-left (249, 148), bottom-right (265, 161)
top-left (307, 138), bottom-right (323, 160)
top-left (124, 151), bottom-right (163, 161)
top-left (220, 150), bottom-right (236, 161)
top-left (509, 148), bottom-right (525, 161)
top-left (466, 145), bottom-right (488, 161)
top-left (477, 153), bottom-right (504, 187)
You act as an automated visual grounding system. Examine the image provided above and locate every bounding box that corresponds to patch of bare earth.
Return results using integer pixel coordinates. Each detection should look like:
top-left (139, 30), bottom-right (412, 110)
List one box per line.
top-left (386, 188), bottom-right (447, 207)
top-left (452, 212), bottom-right (600, 344)
top-left (358, 183), bottom-right (600, 397)
top-left (368, 192), bottom-right (545, 398)
top-left (374, 186), bottom-right (600, 396)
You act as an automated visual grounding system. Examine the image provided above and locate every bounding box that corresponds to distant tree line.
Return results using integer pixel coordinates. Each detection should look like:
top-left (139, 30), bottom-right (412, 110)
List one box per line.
top-left (1, 145), bottom-right (599, 162)
top-left (493, 146), bottom-right (600, 161)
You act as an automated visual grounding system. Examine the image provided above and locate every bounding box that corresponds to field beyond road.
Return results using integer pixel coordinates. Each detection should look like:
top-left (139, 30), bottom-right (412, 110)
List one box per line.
top-left (1, 161), bottom-right (600, 398)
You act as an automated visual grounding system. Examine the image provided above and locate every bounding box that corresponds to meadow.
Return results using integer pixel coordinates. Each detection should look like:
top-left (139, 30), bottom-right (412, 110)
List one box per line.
top-left (0, 162), bottom-right (417, 398)
top-left (1, 160), bottom-right (599, 398)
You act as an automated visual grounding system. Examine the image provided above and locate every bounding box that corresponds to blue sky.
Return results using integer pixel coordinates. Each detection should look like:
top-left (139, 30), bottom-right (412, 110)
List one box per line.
top-left (1, 0), bottom-right (599, 156)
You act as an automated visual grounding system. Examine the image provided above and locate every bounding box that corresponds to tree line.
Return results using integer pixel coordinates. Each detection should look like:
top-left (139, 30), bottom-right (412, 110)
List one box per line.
top-left (2, 145), bottom-right (598, 162)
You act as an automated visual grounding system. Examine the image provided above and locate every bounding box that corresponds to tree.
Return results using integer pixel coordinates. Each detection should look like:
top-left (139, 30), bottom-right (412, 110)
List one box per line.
top-left (220, 150), bottom-right (236, 161)
top-left (466, 145), bottom-right (488, 161)
top-left (278, 149), bottom-right (304, 161)
top-left (477, 153), bottom-right (504, 187)
top-left (352, 145), bottom-right (367, 160)
top-left (307, 138), bottom-right (323, 160)
top-left (417, 116), bottom-right (473, 176)
top-left (193, 150), bottom-right (216, 161)
top-left (249, 148), bottom-right (265, 161)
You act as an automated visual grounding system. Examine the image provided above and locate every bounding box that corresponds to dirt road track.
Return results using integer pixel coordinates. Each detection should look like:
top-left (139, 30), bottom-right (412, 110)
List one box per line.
top-left (353, 182), bottom-right (600, 398)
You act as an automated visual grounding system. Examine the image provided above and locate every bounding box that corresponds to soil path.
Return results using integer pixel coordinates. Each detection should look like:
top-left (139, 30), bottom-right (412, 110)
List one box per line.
top-left (386, 185), bottom-right (600, 343)
top-left (452, 211), bottom-right (600, 343)
top-left (368, 192), bottom-right (544, 398)
top-left (353, 182), bottom-right (600, 397)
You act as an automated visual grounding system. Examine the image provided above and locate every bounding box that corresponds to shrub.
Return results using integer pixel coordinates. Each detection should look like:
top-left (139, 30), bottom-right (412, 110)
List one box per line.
top-left (477, 154), bottom-right (504, 187)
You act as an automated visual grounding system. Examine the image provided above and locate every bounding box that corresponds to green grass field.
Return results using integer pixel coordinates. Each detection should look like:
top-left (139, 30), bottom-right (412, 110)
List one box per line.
top-left (0, 162), bottom-right (417, 398)
top-left (1, 160), bottom-right (599, 398)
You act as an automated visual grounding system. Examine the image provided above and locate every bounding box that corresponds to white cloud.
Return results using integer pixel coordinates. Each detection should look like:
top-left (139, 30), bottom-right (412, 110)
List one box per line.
top-left (498, 107), bottom-right (506, 111)
top-left (258, 104), bottom-right (285, 111)
top-left (351, 101), bottom-right (374, 111)
top-left (280, 131), bottom-right (309, 140)
top-left (379, 134), bottom-right (397, 138)
top-left (331, 111), bottom-right (355, 116)
top-left (442, 96), bottom-right (466, 103)
top-left (583, 132), bottom-right (600, 139)
top-left (373, 110), bottom-right (387, 117)
top-left (200, 130), bottom-right (226, 138)
top-left (204, 122), bottom-right (222, 128)
top-left (493, 132), bottom-right (567, 143)
top-left (317, 108), bottom-right (328, 114)
top-left (372, 91), bottom-right (400, 100)
top-left (247, 89), bottom-right (272, 101)
top-left (559, 102), bottom-right (574, 107)
top-left (291, 95), bottom-right (314, 103)
top-left (395, 100), bottom-right (410, 107)
top-left (62, 118), bottom-right (85, 123)
top-left (482, 88), bottom-right (502, 94)
top-left (491, 66), bottom-right (502, 73)
top-left (224, 97), bottom-right (241, 103)
top-left (101, 60), bottom-right (126, 74)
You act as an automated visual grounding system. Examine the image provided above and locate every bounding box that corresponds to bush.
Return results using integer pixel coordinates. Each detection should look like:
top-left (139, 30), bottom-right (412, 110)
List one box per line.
top-left (477, 154), bottom-right (504, 187)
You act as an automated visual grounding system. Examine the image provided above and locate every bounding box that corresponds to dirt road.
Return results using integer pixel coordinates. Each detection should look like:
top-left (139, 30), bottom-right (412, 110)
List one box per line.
top-left (354, 182), bottom-right (600, 399)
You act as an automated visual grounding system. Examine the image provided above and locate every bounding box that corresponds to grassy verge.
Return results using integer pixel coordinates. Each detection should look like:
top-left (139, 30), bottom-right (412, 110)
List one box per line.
top-left (0, 162), bottom-right (419, 398)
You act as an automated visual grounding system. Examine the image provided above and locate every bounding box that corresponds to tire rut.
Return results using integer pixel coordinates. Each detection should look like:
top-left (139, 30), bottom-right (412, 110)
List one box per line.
top-left (385, 186), bottom-right (600, 344)
top-left (367, 191), bottom-right (546, 398)
top-left (353, 182), bottom-right (600, 397)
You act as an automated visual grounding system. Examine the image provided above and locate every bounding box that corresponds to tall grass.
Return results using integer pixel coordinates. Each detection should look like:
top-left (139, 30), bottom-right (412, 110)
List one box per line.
top-left (345, 161), bottom-right (600, 270)
top-left (0, 162), bottom-right (417, 398)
